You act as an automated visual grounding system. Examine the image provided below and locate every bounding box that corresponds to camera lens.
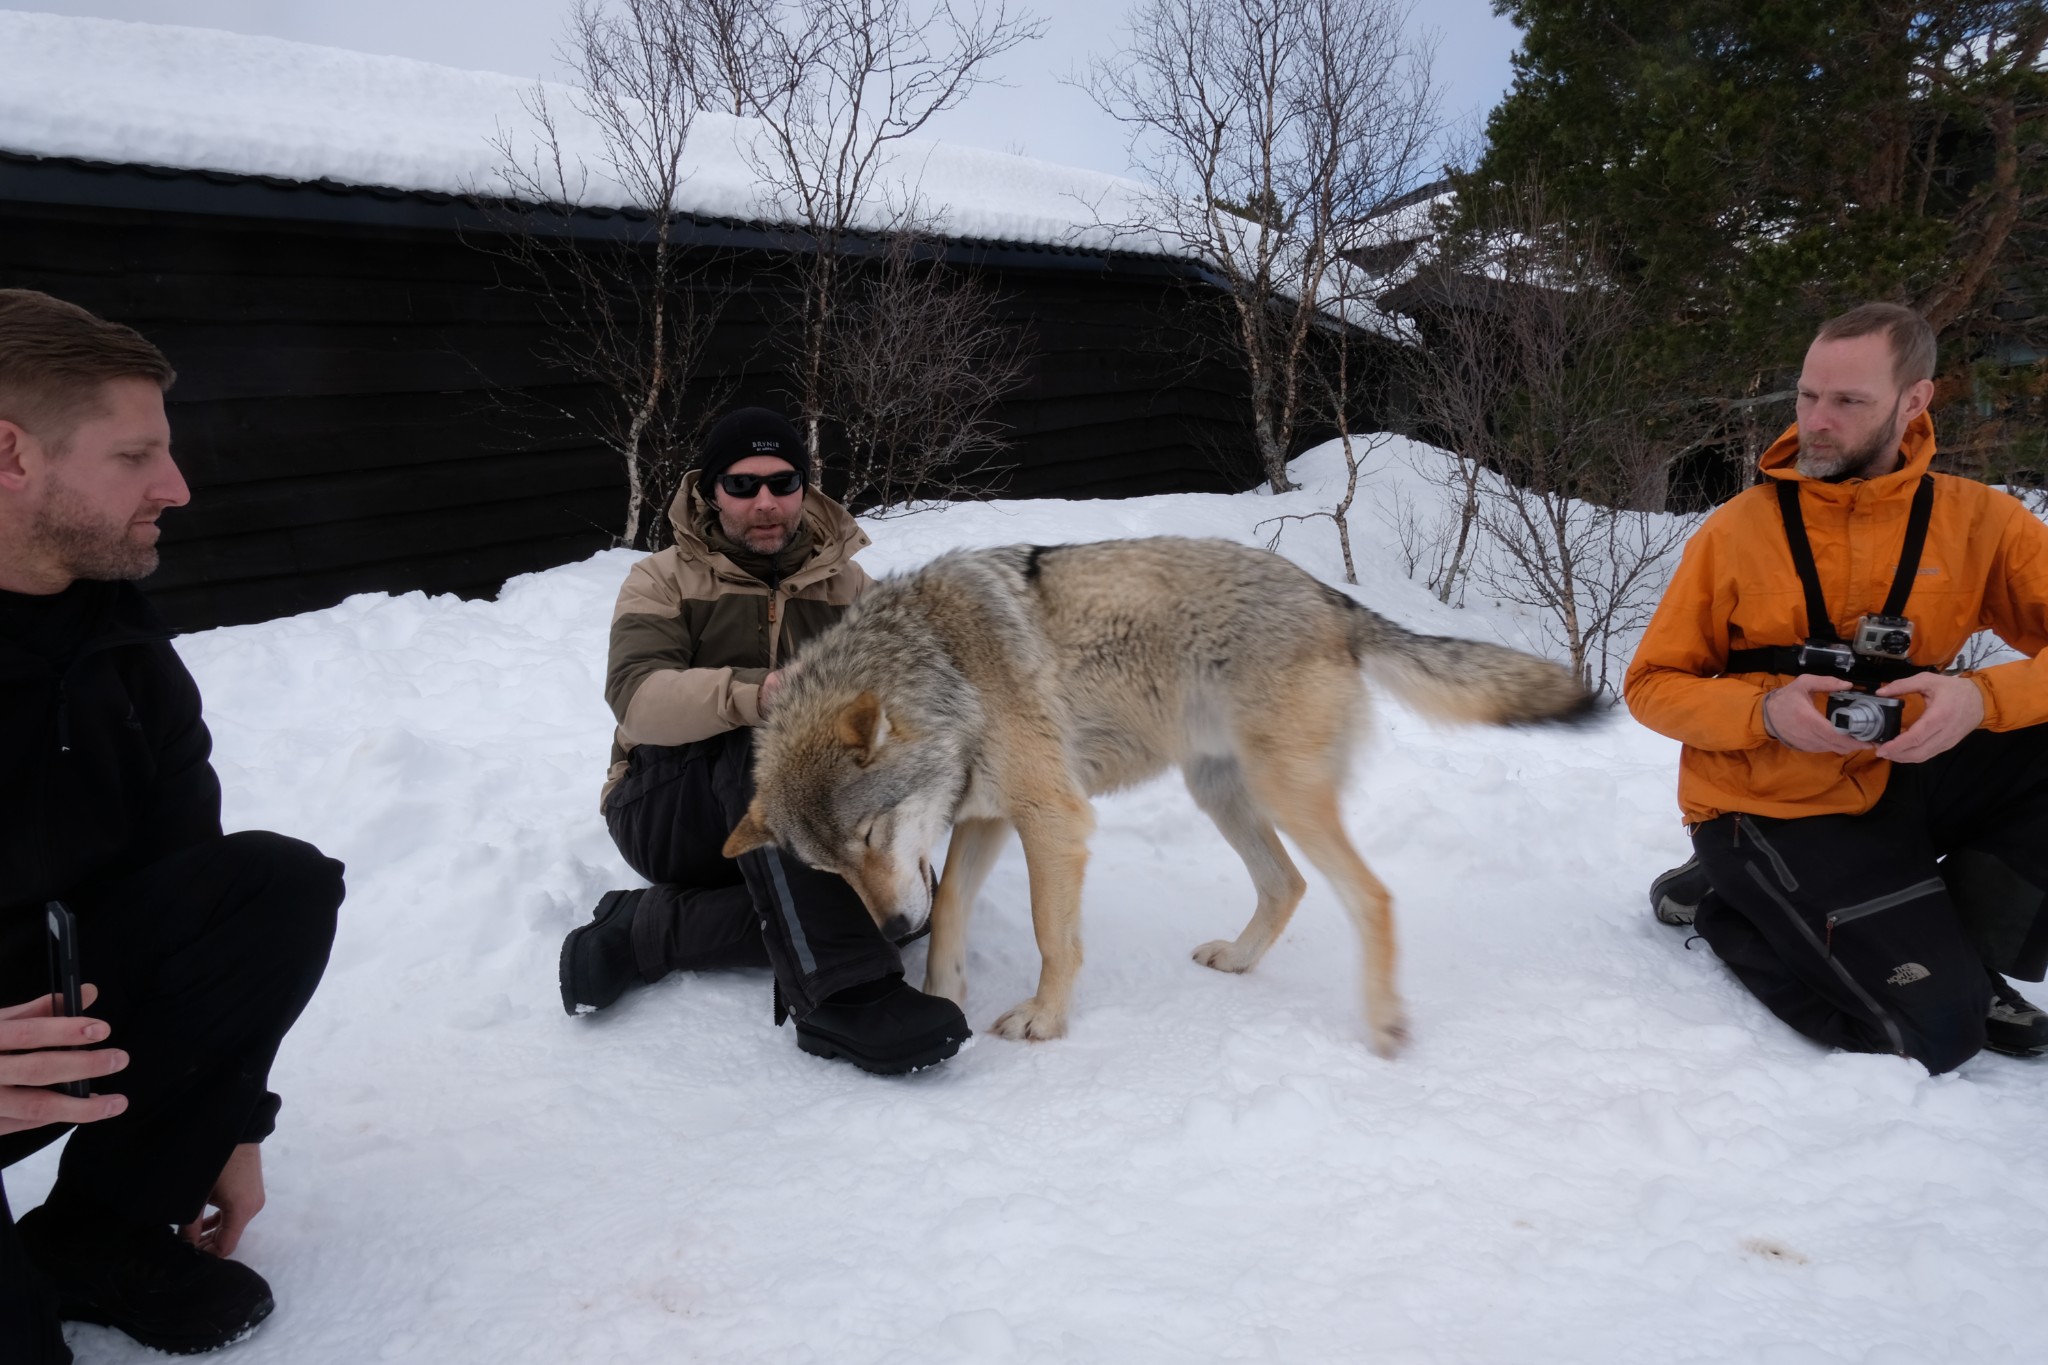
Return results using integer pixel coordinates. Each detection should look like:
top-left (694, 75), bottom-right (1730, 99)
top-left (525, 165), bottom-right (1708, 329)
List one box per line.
top-left (1830, 696), bottom-right (1872, 741)
top-left (1880, 630), bottom-right (1910, 655)
top-left (1826, 693), bottom-right (1899, 743)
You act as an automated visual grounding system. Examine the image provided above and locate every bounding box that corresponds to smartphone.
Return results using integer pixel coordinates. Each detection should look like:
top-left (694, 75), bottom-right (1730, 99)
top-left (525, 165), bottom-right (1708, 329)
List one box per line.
top-left (45, 900), bottom-right (91, 1100)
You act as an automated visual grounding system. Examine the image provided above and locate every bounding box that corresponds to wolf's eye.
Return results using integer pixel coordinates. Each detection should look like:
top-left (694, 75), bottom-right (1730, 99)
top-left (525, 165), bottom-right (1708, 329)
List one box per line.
top-left (861, 821), bottom-right (875, 848)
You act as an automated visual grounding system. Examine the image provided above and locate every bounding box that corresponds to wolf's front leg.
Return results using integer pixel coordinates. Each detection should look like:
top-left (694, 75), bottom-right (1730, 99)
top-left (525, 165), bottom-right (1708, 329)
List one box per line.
top-left (923, 817), bottom-right (1010, 1006)
top-left (989, 798), bottom-right (1095, 1041)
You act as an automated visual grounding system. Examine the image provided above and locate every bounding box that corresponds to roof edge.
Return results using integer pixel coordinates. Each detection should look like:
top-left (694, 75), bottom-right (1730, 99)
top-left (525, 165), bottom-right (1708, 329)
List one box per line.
top-left (0, 149), bottom-right (1216, 278)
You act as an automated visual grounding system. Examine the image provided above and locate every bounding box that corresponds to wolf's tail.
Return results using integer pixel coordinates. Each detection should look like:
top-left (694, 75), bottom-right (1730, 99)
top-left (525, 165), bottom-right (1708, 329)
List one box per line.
top-left (1327, 588), bottom-right (1601, 727)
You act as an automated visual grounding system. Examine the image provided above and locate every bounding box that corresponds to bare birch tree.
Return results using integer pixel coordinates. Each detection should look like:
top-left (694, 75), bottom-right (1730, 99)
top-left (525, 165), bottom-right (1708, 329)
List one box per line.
top-left (827, 230), bottom-right (1031, 508)
top-left (1403, 185), bottom-right (1700, 690)
top-left (681, 0), bottom-right (1044, 472)
top-left (485, 0), bottom-right (716, 549)
top-left (1255, 252), bottom-right (1393, 585)
top-left (1087, 0), bottom-right (1436, 492)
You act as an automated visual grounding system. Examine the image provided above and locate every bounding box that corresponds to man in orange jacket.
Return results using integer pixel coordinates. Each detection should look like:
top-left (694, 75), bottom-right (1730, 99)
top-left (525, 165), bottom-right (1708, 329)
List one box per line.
top-left (1627, 303), bottom-right (2048, 1073)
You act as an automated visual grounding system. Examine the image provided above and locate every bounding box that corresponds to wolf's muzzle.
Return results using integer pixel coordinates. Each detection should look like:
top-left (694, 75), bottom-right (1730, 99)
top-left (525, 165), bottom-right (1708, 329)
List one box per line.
top-left (882, 911), bottom-right (922, 942)
top-left (882, 866), bottom-right (939, 944)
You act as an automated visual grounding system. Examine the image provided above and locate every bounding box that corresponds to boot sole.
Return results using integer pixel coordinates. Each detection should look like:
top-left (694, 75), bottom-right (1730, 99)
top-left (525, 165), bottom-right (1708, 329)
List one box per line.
top-left (1652, 895), bottom-right (1697, 927)
top-left (1986, 1022), bottom-right (2048, 1058)
top-left (61, 1291), bottom-right (274, 1355)
top-left (1983, 1039), bottom-right (2047, 1059)
top-left (795, 1026), bottom-right (968, 1075)
top-left (1649, 859), bottom-right (1707, 927)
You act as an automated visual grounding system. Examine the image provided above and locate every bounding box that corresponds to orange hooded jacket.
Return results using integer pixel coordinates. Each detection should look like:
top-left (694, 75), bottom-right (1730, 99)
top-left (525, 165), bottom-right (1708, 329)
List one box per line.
top-left (1625, 414), bottom-right (2048, 824)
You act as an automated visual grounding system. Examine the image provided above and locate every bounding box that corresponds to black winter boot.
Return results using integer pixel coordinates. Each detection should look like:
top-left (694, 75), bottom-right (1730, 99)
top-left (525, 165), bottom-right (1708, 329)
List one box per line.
top-left (1985, 973), bottom-right (2048, 1057)
top-left (793, 975), bottom-right (970, 1074)
top-left (559, 889), bottom-right (647, 1015)
top-left (15, 1205), bottom-right (274, 1355)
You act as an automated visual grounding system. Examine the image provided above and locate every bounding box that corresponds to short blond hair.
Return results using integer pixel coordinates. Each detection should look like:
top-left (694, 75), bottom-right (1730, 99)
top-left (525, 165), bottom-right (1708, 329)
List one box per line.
top-left (1815, 302), bottom-right (1936, 388)
top-left (0, 289), bottom-right (175, 450)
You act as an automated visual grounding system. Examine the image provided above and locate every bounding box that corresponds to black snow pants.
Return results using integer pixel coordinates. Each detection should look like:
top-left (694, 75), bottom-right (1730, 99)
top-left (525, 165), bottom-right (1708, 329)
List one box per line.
top-left (0, 830), bottom-right (343, 1364)
top-left (604, 728), bottom-right (901, 1017)
top-left (1690, 723), bottom-right (2048, 1074)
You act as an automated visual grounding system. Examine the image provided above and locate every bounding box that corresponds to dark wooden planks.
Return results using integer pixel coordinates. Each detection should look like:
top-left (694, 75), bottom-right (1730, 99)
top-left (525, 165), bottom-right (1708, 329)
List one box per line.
top-left (0, 159), bottom-right (1323, 632)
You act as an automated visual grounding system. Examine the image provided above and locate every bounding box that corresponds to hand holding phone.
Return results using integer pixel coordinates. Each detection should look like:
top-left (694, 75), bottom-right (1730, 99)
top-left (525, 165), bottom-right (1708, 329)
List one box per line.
top-left (0, 985), bottom-right (128, 1136)
top-left (45, 902), bottom-right (90, 1098)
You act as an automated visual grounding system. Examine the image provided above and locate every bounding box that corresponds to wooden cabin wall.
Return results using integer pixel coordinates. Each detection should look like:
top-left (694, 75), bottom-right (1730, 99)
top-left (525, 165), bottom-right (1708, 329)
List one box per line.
top-left (2, 163), bottom-right (1282, 632)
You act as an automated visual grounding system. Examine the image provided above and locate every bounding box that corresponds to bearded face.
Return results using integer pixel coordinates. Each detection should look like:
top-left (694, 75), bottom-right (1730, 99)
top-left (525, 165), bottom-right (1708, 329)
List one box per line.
top-left (1796, 387), bottom-right (1908, 481)
top-left (33, 464), bottom-right (167, 579)
top-left (711, 456), bottom-right (805, 554)
top-left (2, 376), bottom-right (184, 591)
top-left (1794, 332), bottom-right (1934, 483)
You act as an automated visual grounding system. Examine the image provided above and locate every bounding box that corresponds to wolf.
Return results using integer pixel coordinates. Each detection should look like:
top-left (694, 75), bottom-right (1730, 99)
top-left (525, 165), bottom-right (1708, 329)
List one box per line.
top-left (723, 537), bottom-right (1595, 1056)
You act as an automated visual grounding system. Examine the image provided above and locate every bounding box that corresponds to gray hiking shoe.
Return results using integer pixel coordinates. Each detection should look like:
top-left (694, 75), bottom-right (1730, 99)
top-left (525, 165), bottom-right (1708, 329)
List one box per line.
top-left (1986, 974), bottom-right (2048, 1057)
top-left (1649, 856), bottom-right (1710, 927)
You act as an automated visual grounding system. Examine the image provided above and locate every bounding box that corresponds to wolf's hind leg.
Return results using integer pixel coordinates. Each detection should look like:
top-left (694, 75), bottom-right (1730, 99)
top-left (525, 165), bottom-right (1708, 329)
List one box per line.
top-left (925, 817), bottom-right (1009, 1007)
top-left (1252, 770), bottom-right (1408, 1059)
top-left (1184, 756), bottom-right (1307, 974)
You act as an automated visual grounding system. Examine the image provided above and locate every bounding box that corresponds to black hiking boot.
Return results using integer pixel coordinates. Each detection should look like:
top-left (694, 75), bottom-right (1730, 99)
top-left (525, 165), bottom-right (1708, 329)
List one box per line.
top-left (792, 975), bottom-right (970, 1075)
top-left (559, 888), bottom-right (646, 1015)
top-left (1985, 973), bottom-right (2048, 1057)
top-left (1649, 856), bottom-right (1711, 927)
top-left (15, 1204), bottom-right (274, 1355)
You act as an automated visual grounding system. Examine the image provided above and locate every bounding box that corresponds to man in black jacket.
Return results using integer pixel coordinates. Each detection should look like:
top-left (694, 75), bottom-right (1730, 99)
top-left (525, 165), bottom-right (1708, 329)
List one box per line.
top-left (0, 290), bottom-right (343, 1361)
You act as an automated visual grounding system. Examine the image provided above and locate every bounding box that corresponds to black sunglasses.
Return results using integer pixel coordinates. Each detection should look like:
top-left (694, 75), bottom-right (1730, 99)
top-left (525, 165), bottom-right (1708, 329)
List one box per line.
top-left (716, 469), bottom-right (805, 498)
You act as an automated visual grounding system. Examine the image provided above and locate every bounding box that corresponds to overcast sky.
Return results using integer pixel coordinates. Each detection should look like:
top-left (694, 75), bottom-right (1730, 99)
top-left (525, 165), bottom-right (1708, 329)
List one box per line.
top-left (9, 1), bottom-right (1524, 179)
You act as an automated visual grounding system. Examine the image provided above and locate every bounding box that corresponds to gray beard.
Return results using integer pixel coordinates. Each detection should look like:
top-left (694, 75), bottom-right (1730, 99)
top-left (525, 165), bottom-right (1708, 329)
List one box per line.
top-left (31, 480), bottom-right (159, 581)
top-left (1796, 395), bottom-right (1906, 481)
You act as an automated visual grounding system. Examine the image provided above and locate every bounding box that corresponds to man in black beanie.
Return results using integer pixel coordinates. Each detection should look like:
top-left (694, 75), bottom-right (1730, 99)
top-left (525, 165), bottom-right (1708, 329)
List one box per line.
top-left (558, 407), bottom-right (970, 1074)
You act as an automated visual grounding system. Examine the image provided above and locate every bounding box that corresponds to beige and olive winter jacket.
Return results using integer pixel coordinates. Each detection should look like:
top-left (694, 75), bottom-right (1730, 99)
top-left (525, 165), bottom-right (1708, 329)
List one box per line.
top-left (600, 471), bottom-right (872, 807)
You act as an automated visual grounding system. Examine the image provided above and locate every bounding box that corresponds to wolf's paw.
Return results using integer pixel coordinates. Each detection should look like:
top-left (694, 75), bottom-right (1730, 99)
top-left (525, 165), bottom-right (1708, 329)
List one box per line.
top-left (1192, 939), bottom-right (1256, 973)
top-left (989, 999), bottom-right (1067, 1041)
top-left (1366, 1005), bottom-right (1410, 1060)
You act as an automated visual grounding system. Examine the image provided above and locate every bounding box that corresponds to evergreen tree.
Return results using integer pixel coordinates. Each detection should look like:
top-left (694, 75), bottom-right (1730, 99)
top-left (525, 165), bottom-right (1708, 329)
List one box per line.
top-left (1460, 1), bottom-right (2048, 483)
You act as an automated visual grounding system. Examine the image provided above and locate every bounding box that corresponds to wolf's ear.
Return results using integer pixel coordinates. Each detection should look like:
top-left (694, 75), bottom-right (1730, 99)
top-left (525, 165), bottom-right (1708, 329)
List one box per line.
top-left (723, 803), bottom-right (774, 857)
top-left (835, 691), bottom-right (891, 766)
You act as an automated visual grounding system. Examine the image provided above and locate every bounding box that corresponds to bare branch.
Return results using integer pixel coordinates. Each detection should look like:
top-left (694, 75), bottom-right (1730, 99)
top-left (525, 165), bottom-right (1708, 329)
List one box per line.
top-left (1086, 0), bottom-right (1438, 492)
top-left (827, 230), bottom-right (1032, 509)
top-left (692, 0), bottom-right (1046, 466)
top-left (1399, 177), bottom-right (1712, 689)
top-left (474, 0), bottom-right (720, 549)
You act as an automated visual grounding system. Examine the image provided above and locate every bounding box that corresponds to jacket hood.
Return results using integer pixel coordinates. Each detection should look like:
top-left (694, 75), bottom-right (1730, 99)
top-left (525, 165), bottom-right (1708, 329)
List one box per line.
top-left (666, 469), bottom-right (872, 588)
top-left (1758, 412), bottom-right (1938, 496)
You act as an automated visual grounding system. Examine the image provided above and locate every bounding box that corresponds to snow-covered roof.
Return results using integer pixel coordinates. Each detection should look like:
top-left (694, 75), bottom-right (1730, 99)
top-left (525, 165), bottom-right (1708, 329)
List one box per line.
top-left (0, 10), bottom-right (1157, 255)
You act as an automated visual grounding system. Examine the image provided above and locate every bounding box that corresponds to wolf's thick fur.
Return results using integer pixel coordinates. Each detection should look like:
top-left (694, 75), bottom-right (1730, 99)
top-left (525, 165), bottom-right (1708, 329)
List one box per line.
top-left (725, 537), bottom-right (1594, 1055)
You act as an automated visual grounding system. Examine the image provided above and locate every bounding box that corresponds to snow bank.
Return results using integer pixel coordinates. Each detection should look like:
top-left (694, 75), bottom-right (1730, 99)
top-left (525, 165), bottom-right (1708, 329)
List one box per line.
top-left (11, 439), bottom-right (2048, 1362)
top-left (0, 10), bottom-right (1155, 253)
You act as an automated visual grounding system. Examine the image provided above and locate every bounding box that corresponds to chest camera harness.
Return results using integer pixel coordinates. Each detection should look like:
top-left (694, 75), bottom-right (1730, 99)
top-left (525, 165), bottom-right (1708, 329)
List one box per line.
top-left (1722, 474), bottom-right (1940, 687)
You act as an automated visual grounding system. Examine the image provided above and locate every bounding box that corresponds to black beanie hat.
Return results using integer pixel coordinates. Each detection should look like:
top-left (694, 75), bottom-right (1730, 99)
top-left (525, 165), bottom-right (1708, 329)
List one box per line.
top-left (696, 406), bottom-right (810, 490)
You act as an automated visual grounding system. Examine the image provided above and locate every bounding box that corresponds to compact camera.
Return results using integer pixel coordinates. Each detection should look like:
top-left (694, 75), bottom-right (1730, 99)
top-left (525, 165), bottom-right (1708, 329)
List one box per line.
top-left (1826, 690), bottom-right (1903, 744)
top-left (1852, 613), bottom-right (1915, 661)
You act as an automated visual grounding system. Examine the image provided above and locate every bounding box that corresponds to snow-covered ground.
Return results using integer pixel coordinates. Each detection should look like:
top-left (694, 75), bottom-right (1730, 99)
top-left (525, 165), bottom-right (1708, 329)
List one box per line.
top-left (12, 439), bottom-right (2048, 1364)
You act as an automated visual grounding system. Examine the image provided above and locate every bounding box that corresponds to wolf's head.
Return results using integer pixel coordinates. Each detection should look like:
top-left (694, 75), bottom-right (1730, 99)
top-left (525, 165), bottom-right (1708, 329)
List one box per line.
top-left (723, 687), bottom-right (970, 940)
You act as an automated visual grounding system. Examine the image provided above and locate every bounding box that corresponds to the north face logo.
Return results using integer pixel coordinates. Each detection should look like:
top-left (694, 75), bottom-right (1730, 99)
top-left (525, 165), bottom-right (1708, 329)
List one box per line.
top-left (1887, 962), bottom-right (1931, 986)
